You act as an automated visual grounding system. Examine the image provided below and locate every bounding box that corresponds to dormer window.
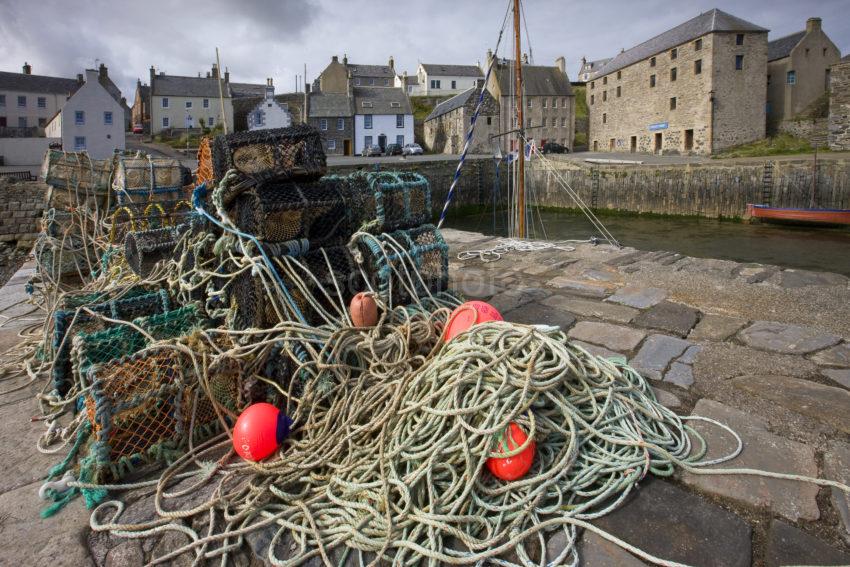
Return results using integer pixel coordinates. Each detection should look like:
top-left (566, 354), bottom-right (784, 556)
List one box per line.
top-left (362, 101), bottom-right (373, 108)
top-left (390, 102), bottom-right (400, 107)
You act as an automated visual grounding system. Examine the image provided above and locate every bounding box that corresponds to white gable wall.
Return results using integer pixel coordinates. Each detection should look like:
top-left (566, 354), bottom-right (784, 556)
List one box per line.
top-left (248, 99), bottom-right (292, 130)
top-left (58, 69), bottom-right (125, 159)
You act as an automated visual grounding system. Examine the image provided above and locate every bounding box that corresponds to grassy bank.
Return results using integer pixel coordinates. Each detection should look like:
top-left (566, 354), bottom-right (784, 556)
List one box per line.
top-left (712, 134), bottom-right (822, 159)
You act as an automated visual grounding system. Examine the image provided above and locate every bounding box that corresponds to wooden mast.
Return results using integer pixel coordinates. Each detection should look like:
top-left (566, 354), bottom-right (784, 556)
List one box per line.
top-left (513, 0), bottom-right (525, 238)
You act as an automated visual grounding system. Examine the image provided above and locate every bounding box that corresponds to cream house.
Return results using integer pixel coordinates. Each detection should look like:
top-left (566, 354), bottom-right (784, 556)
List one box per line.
top-left (149, 64), bottom-right (234, 135)
top-left (414, 63), bottom-right (484, 96)
top-left (0, 62), bottom-right (78, 131)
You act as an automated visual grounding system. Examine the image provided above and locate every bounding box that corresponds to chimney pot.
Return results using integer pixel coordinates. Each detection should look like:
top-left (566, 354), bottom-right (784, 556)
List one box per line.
top-left (389, 56), bottom-right (395, 69)
top-left (332, 55), bottom-right (339, 63)
top-left (555, 56), bottom-right (566, 74)
top-left (22, 62), bottom-right (32, 75)
top-left (77, 73), bottom-right (84, 83)
top-left (343, 54), bottom-right (348, 65)
top-left (224, 68), bottom-right (229, 83)
top-left (211, 63), bottom-right (219, 79)
top-left (806, 17), bottom-right (822, 32)
top-left (99, 63), bottom-right (107, 79)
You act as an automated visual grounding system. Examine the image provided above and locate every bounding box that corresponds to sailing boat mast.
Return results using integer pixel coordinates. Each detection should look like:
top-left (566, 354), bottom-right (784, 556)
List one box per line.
top-left (513, 0), bottom-right (526, 238)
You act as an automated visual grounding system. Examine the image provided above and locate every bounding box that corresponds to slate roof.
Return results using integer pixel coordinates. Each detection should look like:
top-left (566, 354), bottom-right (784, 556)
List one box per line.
top-left (347, 63), bottom-right (395, 79)
top-left (137, 84), bottom-right (150, 101)
top-left (230, 82), bottom-right (267, 98)
top-left (98, 74), bottom-right (129, 110)
top-left (309, 92), bottom-right (354, 117)
top-left (353, 87), bottom-right (412, 115)
top-left (0, 70), bottom-right (79, 95)
top-left (768, 31), bottom-right (807, 61)
top-left (421, 64), bottom-right (483, 78)
top-left (493, 61), bottom-right (573, 96)
top-left (575, 58), bottom-right (612, 80)
top-left (151, 74), bottom-right (231, 98)
top-left (592, 9), bottom-right (767, 79)
top-left (425, 86), bottom-right (496, 121)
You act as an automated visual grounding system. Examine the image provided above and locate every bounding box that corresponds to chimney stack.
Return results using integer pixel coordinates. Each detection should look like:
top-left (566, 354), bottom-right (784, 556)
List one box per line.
top-left (150, 66), bottom-right (156, 90)
top-left (22, 62), bottom-right (31, 75)
top-left (77, 73), bottom-right (84, 84)
top-left (486, 49), bottom-right (495, 70)
top-left (211, 63), bottom-right (219, 79)
top-left (555, 56), bottom-right (566, 74)
top-left (343, 54), bottom-right (348, 65)
top-left (389, 56), bottom-right (394, 70)
top-left (99, 63), bottom-right (108, 79)
top-left (806, 17), bottom-right (822, 33)
top-left (224, 67), bottom-right (229, 83)
top-left (332, 55), bottom-right (338, 63)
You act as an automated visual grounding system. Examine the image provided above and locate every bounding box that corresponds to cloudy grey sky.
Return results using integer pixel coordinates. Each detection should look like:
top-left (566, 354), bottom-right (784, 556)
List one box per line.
top-left (1, 0), bottom-right (848, 101)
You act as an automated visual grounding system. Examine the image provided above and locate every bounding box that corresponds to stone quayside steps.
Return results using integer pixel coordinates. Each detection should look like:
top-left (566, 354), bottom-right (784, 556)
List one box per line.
top-left (2, 231), bottom-right (850, 565)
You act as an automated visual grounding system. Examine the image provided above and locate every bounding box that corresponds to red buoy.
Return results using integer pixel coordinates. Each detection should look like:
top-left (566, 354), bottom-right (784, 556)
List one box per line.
top-left (232, 403), bottom-right (292, 462)
top-left (350, 292), bottom-right (379, 327)
top-left (486, 422), bottom-right (536, 481)
top-left (444, 301), bottom-right (503, 342)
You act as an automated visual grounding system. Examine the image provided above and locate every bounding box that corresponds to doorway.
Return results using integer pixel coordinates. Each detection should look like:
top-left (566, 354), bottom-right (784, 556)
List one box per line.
top-left (592, 140), bottom-right (598, 151)
top-left (630, 136), bottom-right (637, 153)
top-left (609, 138), bottom-right (615, 151)
top-left (378, 134), bottom-right (387, 152)
top-left (684, 129), bottom-right (694, 152)
top-left (654, 132), bottom-right (662, 153)
top-left (343, 139), bottom-right (352, 156)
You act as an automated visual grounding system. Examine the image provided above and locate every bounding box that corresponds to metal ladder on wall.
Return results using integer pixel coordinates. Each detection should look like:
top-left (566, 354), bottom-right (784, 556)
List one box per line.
top-left (591, 167), bottom-right (600, 208)
top-left (761, 162), bottom-right (773, 206)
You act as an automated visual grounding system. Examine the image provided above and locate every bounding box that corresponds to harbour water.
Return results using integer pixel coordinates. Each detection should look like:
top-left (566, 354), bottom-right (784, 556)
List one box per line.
top-left (445, 209), bottom-right (850, 276)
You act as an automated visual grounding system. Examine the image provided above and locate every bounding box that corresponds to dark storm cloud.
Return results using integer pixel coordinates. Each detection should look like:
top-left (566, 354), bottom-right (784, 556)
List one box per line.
top-left (0, 0), bottom-right (847, 104)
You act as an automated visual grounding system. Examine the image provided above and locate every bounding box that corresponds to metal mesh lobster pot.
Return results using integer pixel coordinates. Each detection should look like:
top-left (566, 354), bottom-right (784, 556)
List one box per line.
top-left (112, 156), bottom-right (188, 205)
top-left (51, 289), bottom-right (171, 396)
top-left (229, 178), bottom-right (350, 245)
top-left (228, 243), bottom-right (356, 330)
top-left (211, 124), bottom-right (327, 188)
top-left (345, 171), bottom-right (432, 233)
top-left (124, 222), bottom-right (196, 278)
top-left (41, 150), bottom-right (113, 195)
top-left (354, 224), bottom-right (449, 305)
top-left (83, 340), bottom-right (239, 482)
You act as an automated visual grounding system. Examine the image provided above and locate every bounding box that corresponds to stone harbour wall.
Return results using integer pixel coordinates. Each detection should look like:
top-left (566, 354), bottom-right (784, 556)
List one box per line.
top-left (829, 61), bottom-right (850, 151)
top-left (0, 179), bottom-right (47, 247)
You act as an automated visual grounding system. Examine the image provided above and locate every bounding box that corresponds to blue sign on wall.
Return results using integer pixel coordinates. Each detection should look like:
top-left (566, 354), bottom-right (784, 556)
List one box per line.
top-left (649, 122), bottom-right (669, 131)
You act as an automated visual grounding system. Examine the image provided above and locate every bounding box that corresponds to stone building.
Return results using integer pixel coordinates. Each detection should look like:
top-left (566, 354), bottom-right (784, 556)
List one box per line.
top-left (317, 55), bottom-right (396, 92)
top-left (766, 18), bottom-right (841, 132)
top-left (423, 85), bottom-right (500, 154)
top-left (308, 92), bottom-right (354, 155)
top-left (575, 57), bottom-right (612, 84)
top-left (353, 87), bottom-right (413, 155)
top-left (131, 80), bottom-right (150, 131)
top-left (486, 54), bottom-right (575, 153)
top-left (587, 9), bottom-right (768, 155)
top-left (828, 58), bottom-right (850, 151)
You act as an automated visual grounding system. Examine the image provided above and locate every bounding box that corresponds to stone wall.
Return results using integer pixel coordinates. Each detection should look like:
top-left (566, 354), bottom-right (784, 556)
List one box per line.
top-left (828, 61), bottom-right (850, 151)
top-left (778, 118), bottom-right (828, 146)
top-left (0, 179), bottom-right (47, 247)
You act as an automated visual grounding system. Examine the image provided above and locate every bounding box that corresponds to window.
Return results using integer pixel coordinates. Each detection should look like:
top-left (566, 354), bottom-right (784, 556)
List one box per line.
top-left (396, 114), bottom-right (404, 128)
top-left (104, 111), bottom-right (113, 125)
top-left (602, 90), bottom-right (607, 101)
top-left (38, 117), bottom-right (46, 127)
top-left (451, 80), bottom-right (456, 89)
top-left (0, 117), bottom-right (6, 127)
top-left (616, 86), bottom-right (621, 97)
top-left (185, 101), bottom-right (192, 109)
top-left (0, 94), bottom-right (5, 106)
top-left (736, 34), bottom-right (744, 45)
top-left (562, 98), bottom-right (567, 107)
top-left (670, 97), bottom-right (677, 110)
top-left (38, 97), bottom-right (46, 108)
top-left (735, 55), bottom-right (744, 70)
top-left (670, 67), bottom-right (677, 81)
top-left (805, 48), bottom-right (810, 57)
top-left (364, 135), bottom-right (372, 147)
top-left (74, 136), bottom-right (86, 151)
top-left (162, 117), bottom-right (170, 128)
top-left (552, 98), bottom-right (557, 107)
top-left (650, 74), bottom-right (656, 88)
top-left (364, 115), bottom-right (373, 129)
top-left (208, 116), bottom-right (214, 126)
top-left (767, 74), bottom-right (771, 85)
top-left (18, 117), bottom-right (27, 128)
top-left (396, 135), bottom-right (404, 145)
top-left (602, 113), bottom-right (607, 124)
top-left (162, 97), bottom-right (169, 108)
top-left (368, 78), bottom-right (375, 86)
top-left (527, 118), bottom-right (532, 127)
top-left (695, 38), bottom-right (702, 51)
top-left (695, 59), bottom-right (702, 75)
top-left (430, 79), bottom-right (440, 89)
top-left (486, 116), bottom-right (492, 125)
top-left (355, 78), bottom-right (361, 86)
top-left (390, 102), bottom-right (400, 108)
top-left (590, 94), bottom-right (594, 105)
top-left (384, 79), bottom-right (389, 86)
top-left (327, 139), bottom-right (336, 150)
top-left (319, 118), bottom-right (328, 130)
top-left (617, 71), bottom-right (622, 80)
top-left (650, 57), bottom-right (656, 67)
top-left (590, 81), bottom-right (595, 89)
top-left (75, 110), bottom-right (85, 125)
top-left (361, 101), bottom-right (373, 108)
top-left (823, 48), bottom-right (828, 57)
top-left (603, 76), bottom-right (607, 85)
top-left (337, 117), bottom-right (344, 130)
top-left (17, 95), bottom-right (26, 107)
top-left (561, 117), bottom-right (566, 127)
top-left (543, 98), bottom-right (548, 108)
top-left (787, 70), bottom-right (796, 85)
top-left (527, 99), bottom-right (532, 108)
top-left (671, 48), bottom-right (677, 60)
top-left (203, 98), bottom-right (209, 108)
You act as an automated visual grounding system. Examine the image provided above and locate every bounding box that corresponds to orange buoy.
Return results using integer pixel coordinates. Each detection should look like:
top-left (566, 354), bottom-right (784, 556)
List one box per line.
top-left (232, 403), bottom-right (292, 462)
top-left (444, 301), bottom-right (503, 342)
top-left (486, 422), bottom-right (536, 481)
top-left (350, 292), bottom-right (378, 327)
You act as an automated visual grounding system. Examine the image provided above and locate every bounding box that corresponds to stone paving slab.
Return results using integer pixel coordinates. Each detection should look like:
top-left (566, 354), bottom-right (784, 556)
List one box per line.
top-left (591, 479), bottom-right (751, 567)
top-left (823, 368), bottom-right (850, 389)
top-left (824, 441), bottom-right (850, 537)
top-left (567, 321), bottom-right (646, 352)
top-left (663, 361), bottom-right (694, 388)
top-left (769, 269), bottom-right (849, 289)
top-left (692, 343), bottom-right (818, 382)
top-left (633, 301), bottom-right (700, 338)
top-left (573, 531), bottom-right (647, 566)
top-left (629, 334), bottom-right (691, 381)
top-left (688, 314), bottom-right (748, 341)
top-left (503, 301), bottom-right (576, 330)
top-left (604, 286), bottom-right (667, 309)
top-left (765, 520), bottom-right (850, 566)
top-left (652, 387), bottom-right (683, 410)
top-left (811, 343), bottom-right (850, 367)
top-left (571, 340), bottom-right (624, 360)
top-left (451, 277), bottom-right (503, 300)
top-left (541, 295), bottom-right (638, 323)
top-left (487, 287), bottom-right (551, 314)
top-left (545, 276), bottom-right (616, 298)
top-left (680, 399), bottom-right (819, 522)
top-left (738, 321), bottom-right (841, 355)
top-left (731, 374), bottom-right (850, 434)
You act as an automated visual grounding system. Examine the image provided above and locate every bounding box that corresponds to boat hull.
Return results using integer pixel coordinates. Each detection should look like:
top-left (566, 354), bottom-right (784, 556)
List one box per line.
top-left (746, 204), bottom-right (850, 226)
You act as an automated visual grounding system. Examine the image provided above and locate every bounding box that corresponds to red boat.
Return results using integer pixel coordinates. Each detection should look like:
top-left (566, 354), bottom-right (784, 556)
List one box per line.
top-left (746, 204), bottom-right (850, 226)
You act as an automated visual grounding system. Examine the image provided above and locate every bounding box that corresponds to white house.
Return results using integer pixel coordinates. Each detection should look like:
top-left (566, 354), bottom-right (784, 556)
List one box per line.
top-left (45, 69), bottom-right (125, 159)
top-left (353, 87), bottom-right (413, 155)
top-left (415, 64), bottom-right (483, 96)
top-left (248, 79), bottom-right (292, 131)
